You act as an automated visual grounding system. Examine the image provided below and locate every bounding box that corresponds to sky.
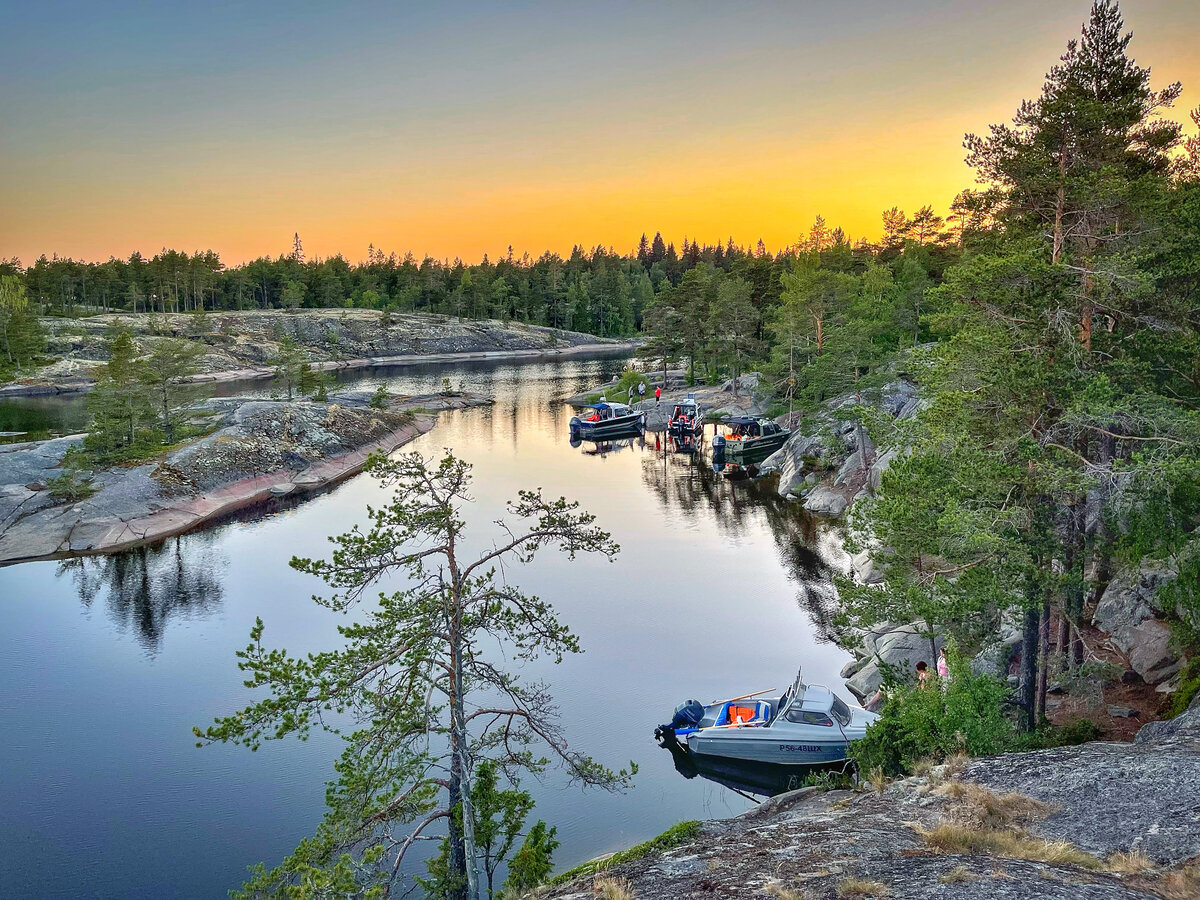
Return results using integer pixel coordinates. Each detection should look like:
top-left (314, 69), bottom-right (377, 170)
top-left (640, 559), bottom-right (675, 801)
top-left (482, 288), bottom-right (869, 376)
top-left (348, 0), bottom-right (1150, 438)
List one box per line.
top-left (2, 0), bottom-right (1198, 266)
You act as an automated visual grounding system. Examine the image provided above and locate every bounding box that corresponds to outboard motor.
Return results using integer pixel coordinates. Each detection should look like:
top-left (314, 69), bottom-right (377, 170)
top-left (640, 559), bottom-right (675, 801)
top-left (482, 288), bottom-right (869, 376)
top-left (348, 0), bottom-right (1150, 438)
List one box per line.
top-left (568, 415), bottom-right (582, 437)
top-left (654, 699), bottom-right (705, 750)
top-left (671, 700), bottom-right (705, 729)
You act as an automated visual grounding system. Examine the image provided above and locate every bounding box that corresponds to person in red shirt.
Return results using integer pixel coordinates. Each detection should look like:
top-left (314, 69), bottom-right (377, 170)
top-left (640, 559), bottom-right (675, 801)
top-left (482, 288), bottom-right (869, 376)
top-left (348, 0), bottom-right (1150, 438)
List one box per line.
top-left (655, 385), bottom-right (662, 404)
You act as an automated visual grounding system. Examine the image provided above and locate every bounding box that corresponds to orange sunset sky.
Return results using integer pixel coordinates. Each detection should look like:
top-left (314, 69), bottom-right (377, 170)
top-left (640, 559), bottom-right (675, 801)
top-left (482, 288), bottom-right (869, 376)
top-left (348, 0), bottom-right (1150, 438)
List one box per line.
top-left (2, 0), bottom-right (1198, 266)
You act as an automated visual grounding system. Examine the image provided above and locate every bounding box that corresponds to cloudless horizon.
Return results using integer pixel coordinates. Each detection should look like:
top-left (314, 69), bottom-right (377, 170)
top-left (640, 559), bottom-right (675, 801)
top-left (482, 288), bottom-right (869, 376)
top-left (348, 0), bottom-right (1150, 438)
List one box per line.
top-left (2, 0), bottom-right (1198, 266)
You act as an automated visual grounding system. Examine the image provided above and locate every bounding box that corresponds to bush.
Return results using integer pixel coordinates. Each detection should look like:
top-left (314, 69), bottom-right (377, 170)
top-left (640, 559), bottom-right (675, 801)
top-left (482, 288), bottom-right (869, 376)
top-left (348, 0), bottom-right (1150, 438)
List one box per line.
top-left (503, 820), bottom-right (558, 893)
top-left (1017, 718), bottom-right (1103, 750)
top-left (850, 659), bottom-right (1014, 777)
top-left (46, 446), bottom-right (98, 502)
top-left (1170, 657), bottom-right (1200, 717)
top-left (368, 383), bottom-right (389, 409)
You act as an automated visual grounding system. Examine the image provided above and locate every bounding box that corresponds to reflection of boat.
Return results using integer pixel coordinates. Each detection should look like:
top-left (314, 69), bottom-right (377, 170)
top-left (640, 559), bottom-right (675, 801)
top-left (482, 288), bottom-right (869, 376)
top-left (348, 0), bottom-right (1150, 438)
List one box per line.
top-left (712, 417), bottom-right (789, 465)
top-left (654, 670), bottom-right (876, 768)
top-left (667, 394), bottom-right (705, 439)
top-left (579, 436), bottom-right (640, 456)
top-left (669, 432), bottom-right (701, 454)
top-left (569, 398), bottom-right (646, 439)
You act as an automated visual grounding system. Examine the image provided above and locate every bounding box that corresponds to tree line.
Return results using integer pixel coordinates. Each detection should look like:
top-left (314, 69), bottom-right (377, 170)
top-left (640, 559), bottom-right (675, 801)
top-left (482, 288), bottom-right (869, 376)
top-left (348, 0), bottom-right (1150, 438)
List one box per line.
top-left (2, 201), bottom-right (971, 348)
top-left (830, 0), bottom-right (1200, 760)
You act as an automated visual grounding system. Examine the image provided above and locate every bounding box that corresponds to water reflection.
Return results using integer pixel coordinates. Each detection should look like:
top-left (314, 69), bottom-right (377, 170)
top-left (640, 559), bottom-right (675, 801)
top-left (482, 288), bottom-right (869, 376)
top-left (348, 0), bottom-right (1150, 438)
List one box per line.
top-left (0, 355), bottom-right (850, 899)
top-left (56, 534), bottom-right (226, 651)
top-left (639, 437), bottom-right (840, 642)
top-left (663, 738), bottom-right (854, 798)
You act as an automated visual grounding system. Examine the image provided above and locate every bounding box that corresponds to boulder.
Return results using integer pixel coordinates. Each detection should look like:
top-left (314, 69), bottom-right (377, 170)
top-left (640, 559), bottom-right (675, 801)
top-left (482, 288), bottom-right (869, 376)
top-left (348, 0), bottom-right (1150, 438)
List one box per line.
top-left (880, 379), bottom-right (920, 419)
top-left (845, 623), bottom-right (941, 702)
top-left (802, 486), bottom-right (848, 518)
top-left (867, 447), bottom-right (898, 492)
top-left (839, 657), bottom-right (866, 679)
top-left (833, 449), bottom-right (870, 488)
top-left (1093, 562), bottom-right (1185, 684)
top-left (849, 546), bottom-right (884, 585)
top-left (964, 703), bottom-right (1200, 866)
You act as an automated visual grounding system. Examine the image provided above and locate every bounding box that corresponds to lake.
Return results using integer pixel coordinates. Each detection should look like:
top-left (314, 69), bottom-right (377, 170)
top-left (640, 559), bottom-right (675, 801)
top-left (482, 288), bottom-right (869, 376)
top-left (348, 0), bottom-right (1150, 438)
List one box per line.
top-left (0, 356), bottom-right (849, 898)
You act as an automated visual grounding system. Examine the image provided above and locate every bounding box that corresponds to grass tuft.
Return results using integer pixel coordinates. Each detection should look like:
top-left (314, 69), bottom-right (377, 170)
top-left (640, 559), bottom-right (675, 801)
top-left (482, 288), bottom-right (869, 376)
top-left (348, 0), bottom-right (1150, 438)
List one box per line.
top-left (1106, 850), bottom-right (1154, 874)
top-left (836, 877), bottom-right (889, 898)
top-left (592, 876), bottom-right (635, 900)
top-left (867, 766), bottom-right (888, 795)
top-left (937, 865), bottom-right (976, 883)
top-left (1152, 861), bottom-right (1200, 900)
top-left (916, 822), bottom-right (1101, 869)
top-left (933, 782), bottom-right (1057, 830)
top-left (765, 883), bottom-right (809, 900)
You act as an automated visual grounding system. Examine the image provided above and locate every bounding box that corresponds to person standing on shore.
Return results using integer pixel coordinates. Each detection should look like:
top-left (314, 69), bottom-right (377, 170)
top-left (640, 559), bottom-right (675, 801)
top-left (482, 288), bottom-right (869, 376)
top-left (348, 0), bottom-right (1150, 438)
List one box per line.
top-left (655, 385), bottom-right (661, 404)
top-left (638, 381), bottom-right (645, 400)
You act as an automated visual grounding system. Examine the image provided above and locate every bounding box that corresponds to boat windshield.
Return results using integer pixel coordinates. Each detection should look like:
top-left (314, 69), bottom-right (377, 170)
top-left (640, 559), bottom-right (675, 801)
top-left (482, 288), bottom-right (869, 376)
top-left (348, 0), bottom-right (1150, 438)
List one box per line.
top-left (831, 696), bottom-right (852, 726)
top-left (784, 708), bottom-right (833, 726)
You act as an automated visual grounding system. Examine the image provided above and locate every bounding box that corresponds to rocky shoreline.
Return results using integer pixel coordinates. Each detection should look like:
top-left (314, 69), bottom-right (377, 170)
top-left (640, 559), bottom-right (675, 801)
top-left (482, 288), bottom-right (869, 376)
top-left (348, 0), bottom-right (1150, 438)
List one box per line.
top-left (0, 390), bottom-right (488, 565)
top-left (546, 704), bottom-right (1200, 899)
top-left (0, 310), bottom-right (634, 398)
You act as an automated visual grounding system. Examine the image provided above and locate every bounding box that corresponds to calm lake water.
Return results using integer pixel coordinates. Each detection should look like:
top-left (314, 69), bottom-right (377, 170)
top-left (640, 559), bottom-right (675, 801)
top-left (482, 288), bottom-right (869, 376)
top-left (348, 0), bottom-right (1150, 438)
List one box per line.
top-left (0, 357), bottom-right (849, 898)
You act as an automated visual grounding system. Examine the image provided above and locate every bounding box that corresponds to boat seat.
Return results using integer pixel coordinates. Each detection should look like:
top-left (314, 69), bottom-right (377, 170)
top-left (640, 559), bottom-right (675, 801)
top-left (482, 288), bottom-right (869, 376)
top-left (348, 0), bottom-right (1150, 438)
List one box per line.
top-left (725, 702), bottom-right (769, 726)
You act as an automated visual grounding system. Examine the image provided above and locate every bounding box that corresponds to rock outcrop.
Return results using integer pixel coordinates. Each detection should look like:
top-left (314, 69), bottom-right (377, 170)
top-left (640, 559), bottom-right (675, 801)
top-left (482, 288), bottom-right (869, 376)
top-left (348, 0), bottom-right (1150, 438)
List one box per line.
top-left (0, 391), bottom-right (486, 564)
top-left (772, 378), bottom-right (919, 510)
top-left (2, 310), bottom-right (628, 397)
top-left (844, 622), bottom-right (943, 702)
top-left (1093, 563), bottom-right (1187, 686)
top-left (546, 707), bottom-right (1200, 899)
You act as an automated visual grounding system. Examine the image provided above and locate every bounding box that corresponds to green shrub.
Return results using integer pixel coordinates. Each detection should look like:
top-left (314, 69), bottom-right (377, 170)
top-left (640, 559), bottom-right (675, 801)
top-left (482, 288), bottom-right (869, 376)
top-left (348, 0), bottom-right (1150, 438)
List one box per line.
top-left (503, 820), bottom-right (559, 893)
top-left (46, 446), bottom-right (98, 502)
top-left (368, 383), bottom-right (389, 409)
top-left (850, 659), bottom-right (1014, 777)
top-left (1170, 657), bottom-right (1200, 717)
top-left (608, 368), bottom-right (648, 401)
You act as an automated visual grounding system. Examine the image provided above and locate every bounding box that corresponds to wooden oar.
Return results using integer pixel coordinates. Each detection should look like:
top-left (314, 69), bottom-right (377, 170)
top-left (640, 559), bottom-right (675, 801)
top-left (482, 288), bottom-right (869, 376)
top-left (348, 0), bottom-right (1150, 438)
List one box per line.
top-left (710, 688), bottom-right (774, 706)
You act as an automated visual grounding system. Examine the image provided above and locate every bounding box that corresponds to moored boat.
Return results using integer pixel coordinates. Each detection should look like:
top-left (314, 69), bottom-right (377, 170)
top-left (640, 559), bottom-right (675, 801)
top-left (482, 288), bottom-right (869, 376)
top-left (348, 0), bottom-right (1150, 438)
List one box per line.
top-left (569, 398), bottom-right (646, 439)
top-left (712, 416), bottom-right (789, 465)
top-left (654, 670), bottom-right (876, 768)
top-left (667, 394), bottom-right (705, 439)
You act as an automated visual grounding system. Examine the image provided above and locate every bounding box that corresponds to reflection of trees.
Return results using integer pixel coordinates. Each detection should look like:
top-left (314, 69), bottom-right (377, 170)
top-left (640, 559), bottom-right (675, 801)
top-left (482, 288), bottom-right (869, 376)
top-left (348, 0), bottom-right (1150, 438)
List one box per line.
top-left (56, 534), bottom-right (226, 651)
top-left (639, 438), bottom-right (841, 641)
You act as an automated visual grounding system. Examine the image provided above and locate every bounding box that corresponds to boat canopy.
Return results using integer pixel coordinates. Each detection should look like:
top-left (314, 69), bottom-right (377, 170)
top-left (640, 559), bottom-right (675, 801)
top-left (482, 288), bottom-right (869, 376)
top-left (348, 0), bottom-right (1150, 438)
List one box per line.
top-left (584, 401), bottom-right (633, 414)
top-left (725, 417), bottom-right (784, 436)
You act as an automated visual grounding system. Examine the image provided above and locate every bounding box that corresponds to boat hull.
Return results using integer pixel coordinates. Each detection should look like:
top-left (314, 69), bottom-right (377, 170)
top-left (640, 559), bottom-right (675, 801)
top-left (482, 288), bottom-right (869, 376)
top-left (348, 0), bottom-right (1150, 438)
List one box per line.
top-left (722, 432), bottom-right (788, 464)
top-left (570, 413), bottom-right (645, 438)
top-left (686, 731), bottom-right (854, 766)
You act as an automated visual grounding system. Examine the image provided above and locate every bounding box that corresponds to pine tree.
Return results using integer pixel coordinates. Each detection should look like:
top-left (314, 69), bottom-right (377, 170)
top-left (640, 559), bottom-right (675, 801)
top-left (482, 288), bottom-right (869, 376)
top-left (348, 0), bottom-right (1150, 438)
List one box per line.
top-left (141, 339), bottom-right (204, 443)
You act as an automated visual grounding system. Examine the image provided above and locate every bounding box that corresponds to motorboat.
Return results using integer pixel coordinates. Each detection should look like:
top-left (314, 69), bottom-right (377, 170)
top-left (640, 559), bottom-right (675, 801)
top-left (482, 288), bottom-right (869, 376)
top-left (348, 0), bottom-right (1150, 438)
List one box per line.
top-left (667, 394), bottom-right (705, 439)
top-left (712, 417), bottom-right (789, 465)
top-left (654, 670), bottom-right (877, 768)
top-left (569, 397), bottom-right (646, 439)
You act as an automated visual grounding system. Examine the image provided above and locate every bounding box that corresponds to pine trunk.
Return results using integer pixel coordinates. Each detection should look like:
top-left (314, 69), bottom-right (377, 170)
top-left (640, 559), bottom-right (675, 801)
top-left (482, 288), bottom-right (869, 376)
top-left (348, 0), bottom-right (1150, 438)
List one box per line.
top-left (1020, 603), bottom-right (1040, 732)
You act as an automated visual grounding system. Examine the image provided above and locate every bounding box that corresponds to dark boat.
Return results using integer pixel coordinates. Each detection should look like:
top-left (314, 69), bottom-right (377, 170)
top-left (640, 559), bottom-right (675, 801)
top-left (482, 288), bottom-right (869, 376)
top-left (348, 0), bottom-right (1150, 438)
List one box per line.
top-left (568, 398), bottom-right (646, 439)
top-left (712, 417), bottom-right (789, 465)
